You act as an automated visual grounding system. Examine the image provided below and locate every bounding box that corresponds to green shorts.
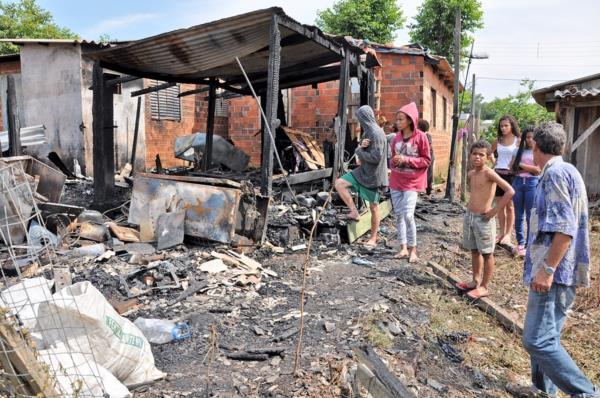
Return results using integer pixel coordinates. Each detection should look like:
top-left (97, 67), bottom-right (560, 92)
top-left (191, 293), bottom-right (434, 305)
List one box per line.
top-left (341, 172), bottom-right (381, 204)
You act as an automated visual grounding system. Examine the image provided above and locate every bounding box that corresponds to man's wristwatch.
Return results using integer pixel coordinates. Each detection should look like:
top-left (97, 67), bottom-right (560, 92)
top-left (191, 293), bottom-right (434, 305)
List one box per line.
top-left (543, 262), bottom-right (555, 276)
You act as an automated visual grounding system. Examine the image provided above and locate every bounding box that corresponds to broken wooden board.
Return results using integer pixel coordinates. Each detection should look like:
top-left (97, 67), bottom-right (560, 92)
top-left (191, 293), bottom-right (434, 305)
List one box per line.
top-left (0, 316), bottom-right (60, 396)
top-left (347, 199), bottom-right (393, 243)
top-left (353, 345), bottom-right (417, 398)
top-left (426, 260), bottom-right (524, 335)
top-left (107, 222), bottom-right (140, 242)
top-left (282, 127), bottom-right (324, 170)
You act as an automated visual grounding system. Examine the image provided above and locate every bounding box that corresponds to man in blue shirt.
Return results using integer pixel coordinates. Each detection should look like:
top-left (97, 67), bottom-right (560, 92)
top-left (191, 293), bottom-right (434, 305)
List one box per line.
top-left (521, 122), bottom-right (598, 397)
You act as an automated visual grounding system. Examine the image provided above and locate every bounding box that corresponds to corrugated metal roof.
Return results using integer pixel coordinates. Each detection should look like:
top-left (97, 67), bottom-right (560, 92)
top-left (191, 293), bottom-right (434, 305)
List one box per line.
top-left (0, 38), bottom-right (109, 47)
top-left (86, 7), bottom-right (356, 87)
top-left (554, 86), bottom-right (600, 99)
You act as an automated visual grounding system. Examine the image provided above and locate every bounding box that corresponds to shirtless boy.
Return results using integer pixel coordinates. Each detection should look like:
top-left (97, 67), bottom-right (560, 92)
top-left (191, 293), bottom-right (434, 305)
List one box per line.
top-left (457, 139), bottom-right (515, 299)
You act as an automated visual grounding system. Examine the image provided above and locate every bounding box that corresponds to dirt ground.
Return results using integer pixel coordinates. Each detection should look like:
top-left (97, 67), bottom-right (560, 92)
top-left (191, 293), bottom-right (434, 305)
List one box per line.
top-left (68, 193), bottom-right (599, 397)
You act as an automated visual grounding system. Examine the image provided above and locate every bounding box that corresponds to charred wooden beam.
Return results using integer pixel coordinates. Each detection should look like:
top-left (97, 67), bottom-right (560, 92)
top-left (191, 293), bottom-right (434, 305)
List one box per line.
top-left (6, 75), bottom-right (21, 156)
top-left (332, 55), bottom-right (350, 182)
top-left (260, 14), bottom-right (281, 197)
top-left (92, 62), bottom-right (115, 206)
top-left (353, 345), bottom-right (417, 398)
top-left (130, 82), bottom-right (175, 97)
top-left (202, 81), bottom-right (217, 171)
top-left (178, 86), bottom-right (210, 98)
top-left (106, 75), bottom-right (140, 87)
top-left (277, 15), bottom-right (348, 61)
top-left (130, 96), bottom-right (141, 173)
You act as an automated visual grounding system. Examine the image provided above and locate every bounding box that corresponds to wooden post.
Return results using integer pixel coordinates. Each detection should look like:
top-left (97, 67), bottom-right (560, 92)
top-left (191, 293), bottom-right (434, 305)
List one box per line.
top-left (332, 54), bottom-right (350, 182)
top-left (445, 7), bottom-right (461, 201)
top-left (92, 62), bottom-right (115, 206)
top-left (260, 14), bottom-right (281, 196)
top-left (460, 74), bottom-right (476, 202)
top-left (6, 75), bottom-right (21, 156)
top-left (130, 96), bottom-right (141, 174)
top-left (202, 80), bottom-right (217, 171)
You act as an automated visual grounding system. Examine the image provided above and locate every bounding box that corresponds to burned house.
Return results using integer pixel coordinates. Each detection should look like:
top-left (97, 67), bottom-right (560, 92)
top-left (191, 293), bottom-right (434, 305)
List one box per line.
top-left (533, 73), bottom-right (600, 196)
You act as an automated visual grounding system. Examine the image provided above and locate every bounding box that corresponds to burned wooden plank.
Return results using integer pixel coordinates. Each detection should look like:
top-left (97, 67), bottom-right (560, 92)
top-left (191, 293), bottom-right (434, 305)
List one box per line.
top-left (273, 168), bottom-right (332, 186)
top-left (0, 316), bottom-right (60, 396)
top-left (202, 81), bottom-right (217, 171)
top-left (260, 14), bottom-right (281, 197)
top-left (106, 75), bottom-right (140, 87)
top-left (130, 97), bottom-right (142, 174)
top-left (426, 260), bottom-right (524, 334)
top-left (137, 172), bottom-right (241, 189)
top-left (6, 75), bottom-right (21, 156)
top-left (92, 62), bottom-right (115, 206)
top-left (353, 345), bottom-right (417, 398)
top-left (333, 55), bottom-right (350, 182)
top-left (167, 280), bottom-right (208, 306)
top-left (347, 199), bottom-right (393, 243)
top-left (226, 352), bottom-right (269, 361)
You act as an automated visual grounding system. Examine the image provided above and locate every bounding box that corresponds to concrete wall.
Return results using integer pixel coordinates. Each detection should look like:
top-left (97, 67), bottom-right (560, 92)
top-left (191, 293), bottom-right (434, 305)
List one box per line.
top-left (19, 44), bottom-right (85, 169)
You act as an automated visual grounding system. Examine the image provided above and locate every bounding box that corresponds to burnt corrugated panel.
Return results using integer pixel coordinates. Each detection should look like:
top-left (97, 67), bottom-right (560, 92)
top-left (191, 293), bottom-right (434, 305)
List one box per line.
top-left (86, 7), bottom-right (348, 85)
top-left (88, 8), bottom-right (281, 80)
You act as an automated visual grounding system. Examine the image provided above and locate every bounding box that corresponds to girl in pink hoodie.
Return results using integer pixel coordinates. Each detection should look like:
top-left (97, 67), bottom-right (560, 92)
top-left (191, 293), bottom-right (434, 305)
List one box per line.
top-left (390, 102), bottom-right (432, 262)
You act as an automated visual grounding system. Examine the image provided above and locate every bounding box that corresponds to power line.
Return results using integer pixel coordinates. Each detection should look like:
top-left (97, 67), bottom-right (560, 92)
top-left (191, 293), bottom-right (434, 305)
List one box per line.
top-left (477, 76), bottom-right (565, 82)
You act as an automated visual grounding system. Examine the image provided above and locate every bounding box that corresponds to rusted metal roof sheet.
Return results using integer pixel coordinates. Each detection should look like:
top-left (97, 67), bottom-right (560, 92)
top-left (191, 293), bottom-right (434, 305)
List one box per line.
top-left (533, 73), bottom-right (600, 106)
top-left (0, 38), bottom-right (109, 47)
top-left (86, 8), bottom-right (353, 85)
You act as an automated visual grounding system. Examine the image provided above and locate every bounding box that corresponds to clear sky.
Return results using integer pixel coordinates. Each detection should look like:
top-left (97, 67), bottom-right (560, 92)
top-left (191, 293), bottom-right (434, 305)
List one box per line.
top-left (38, 0), bottom-right (600, 101)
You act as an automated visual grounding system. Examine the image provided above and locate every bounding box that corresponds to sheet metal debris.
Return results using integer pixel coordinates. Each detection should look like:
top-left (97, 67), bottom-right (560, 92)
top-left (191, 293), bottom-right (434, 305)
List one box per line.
top-left (128, 174), bottom-right (241, 244)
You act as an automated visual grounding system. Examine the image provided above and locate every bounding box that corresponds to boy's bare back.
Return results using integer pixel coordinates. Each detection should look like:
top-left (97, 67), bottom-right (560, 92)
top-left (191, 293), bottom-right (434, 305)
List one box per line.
top-left (467, 167), bottom-right (497, 214)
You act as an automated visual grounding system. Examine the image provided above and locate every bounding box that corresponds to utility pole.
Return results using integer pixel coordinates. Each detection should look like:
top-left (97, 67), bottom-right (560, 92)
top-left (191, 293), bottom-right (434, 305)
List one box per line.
top-left (460, 74), bottom-right (477, 202)
top-left (445, 7), bottom-right (461, 201)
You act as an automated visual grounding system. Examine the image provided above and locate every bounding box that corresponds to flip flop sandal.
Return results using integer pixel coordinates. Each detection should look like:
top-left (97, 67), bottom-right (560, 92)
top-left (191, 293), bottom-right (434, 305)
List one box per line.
top-left (455, 281), bottom-right (472, 291)
top-left (467, 289), bottom-right (490, 300)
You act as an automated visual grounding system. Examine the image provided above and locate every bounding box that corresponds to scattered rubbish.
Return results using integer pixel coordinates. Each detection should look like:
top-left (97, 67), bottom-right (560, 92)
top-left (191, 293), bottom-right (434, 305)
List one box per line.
top-left (174, 133), bottom-right (250, 172)
top-left (77, 209), bottom-right (105, 225)
top-left (272, 326), bottom-right (299, 342)
top-left (134, 318), bottom-right (191, 344)
top-left (324, 322), bottom-right (336, 333)
top-left (79, 222), bottom-right (109, 242)
top-left (123, 242), bottom-right (156, 256)
top-left (427, 378), bottom-right (447, 393)
top-left (437, 332), bottom-right (469, 363)
top-left (226, 352), bottom-right (269, 361)
top-left (107, 223), bottom-right (140, 243)
top-left (72, 243), bottom-right (106, 257)
top-left (28, 220), bottom-right (58, 250)
top-left (291, 243), bottom-right (307, 252)
top-left (199, 259), bottom-right (228, 273)
top-left (352, 257), bottom-right (375, 267)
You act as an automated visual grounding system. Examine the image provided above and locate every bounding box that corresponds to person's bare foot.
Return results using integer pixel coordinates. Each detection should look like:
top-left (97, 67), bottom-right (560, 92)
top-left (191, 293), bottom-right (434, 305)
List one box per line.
top-left (499, 236), bottom-right (512, 245)
top-left (394, 249), bottom-right (409, 259)
top-left (455, 281), bottom-right (478, 291)
top-left (408, 250), bottom-right (419, 263)
top-left (495, 234), bottom-right (505, 244)
top-left (347, 210), bottom-right (360, 221)
top-left (364, 239), bottom-right (377, 250)
top-left (467, 286), bottom-right (490, 299)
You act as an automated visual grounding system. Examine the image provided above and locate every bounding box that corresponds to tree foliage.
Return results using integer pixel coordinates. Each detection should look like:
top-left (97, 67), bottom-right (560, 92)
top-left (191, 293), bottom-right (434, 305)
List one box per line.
top-left (316, 0), bottom-right (405, 44)
top-left (408, 0), bottom-right (483, 67)
top-left (479, 80), bottom-right (555, 142)
top-left (0, 0), bottom-right (78, 54)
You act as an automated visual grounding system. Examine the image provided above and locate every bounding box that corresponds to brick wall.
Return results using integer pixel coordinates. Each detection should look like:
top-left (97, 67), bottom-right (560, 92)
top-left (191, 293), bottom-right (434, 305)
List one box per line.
top-left (144, 82), bottom-right (198, 169)
top-left (228, 96), bottom-right (261, 166)
top-left (376, 53), bottom-right (424, 125)
top-left (289, 81), bottom-right (338, 144)
top-left (423, 64), bottom-right (454, 180)
top-left (193, 94), bottom-right (229, 139)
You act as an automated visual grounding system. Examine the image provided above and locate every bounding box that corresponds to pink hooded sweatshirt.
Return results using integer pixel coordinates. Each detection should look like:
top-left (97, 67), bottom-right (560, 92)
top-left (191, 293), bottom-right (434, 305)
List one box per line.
top-left (390, 102), bottom-right (432, 192)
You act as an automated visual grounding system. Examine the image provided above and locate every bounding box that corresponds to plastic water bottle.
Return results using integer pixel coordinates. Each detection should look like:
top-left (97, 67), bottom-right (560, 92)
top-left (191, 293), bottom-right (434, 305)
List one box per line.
top-left (134, 318), bottom-right (191, 344)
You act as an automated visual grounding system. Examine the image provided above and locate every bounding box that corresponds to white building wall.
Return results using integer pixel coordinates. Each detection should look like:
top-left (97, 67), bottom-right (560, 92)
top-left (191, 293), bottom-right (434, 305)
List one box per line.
top-left (19, 44), bottom-right (85, 169)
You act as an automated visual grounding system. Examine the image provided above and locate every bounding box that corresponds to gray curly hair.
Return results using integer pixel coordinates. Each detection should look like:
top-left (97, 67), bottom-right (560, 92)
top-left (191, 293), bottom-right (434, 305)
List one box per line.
top-left (533, 122), bottom-right (566, 156)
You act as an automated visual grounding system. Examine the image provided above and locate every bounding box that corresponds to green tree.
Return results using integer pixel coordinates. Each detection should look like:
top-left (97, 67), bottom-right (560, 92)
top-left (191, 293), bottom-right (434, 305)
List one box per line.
top-left (479, 80), bottom-right (554, 142)
top-left (408, 0), bottom-right (483, 67)
top-left (0, 0), bottom-right (78, 54)
top-left (315, 0), bottom-right (405, 44)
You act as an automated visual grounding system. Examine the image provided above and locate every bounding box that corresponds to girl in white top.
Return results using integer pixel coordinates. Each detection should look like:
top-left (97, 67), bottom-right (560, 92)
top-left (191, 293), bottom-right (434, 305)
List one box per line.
top-left (490, 115), bottom-right (520, 247)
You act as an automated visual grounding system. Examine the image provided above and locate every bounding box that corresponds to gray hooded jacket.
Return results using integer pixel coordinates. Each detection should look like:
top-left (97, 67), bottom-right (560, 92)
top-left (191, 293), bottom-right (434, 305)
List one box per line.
top-left (352, 105), bottom-right (388, 190)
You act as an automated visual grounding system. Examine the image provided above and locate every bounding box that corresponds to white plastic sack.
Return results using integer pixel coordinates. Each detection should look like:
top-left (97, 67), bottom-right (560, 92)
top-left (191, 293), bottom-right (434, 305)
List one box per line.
top-left (36, 281), bottom-right (165, 386)
top-left (0, 277), bottom-right (54, 331)
top-left (39, 341), bottom-right (130, 397)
